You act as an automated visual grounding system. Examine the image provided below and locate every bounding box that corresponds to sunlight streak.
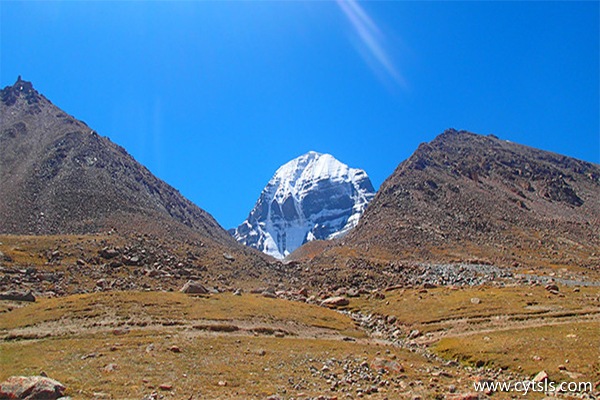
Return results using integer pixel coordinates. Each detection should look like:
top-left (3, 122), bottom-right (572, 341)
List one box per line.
top-left (336, 0), bottom-right (404, 87)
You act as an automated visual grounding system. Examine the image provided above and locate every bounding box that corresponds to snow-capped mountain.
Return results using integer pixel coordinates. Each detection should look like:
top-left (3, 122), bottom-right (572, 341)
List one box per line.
top-left (231, 151), bottom-right (375, 259)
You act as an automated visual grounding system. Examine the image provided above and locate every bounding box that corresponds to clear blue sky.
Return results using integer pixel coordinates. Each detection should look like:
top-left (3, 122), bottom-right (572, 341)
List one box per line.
top-left (1, 1), bottom-right (598, 229)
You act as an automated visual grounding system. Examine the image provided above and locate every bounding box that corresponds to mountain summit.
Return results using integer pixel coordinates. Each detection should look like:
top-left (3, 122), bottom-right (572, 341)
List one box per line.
top-left (232, 151), bottom-right (375, 259)
top-left (0, 77), bottom-right (230, 245)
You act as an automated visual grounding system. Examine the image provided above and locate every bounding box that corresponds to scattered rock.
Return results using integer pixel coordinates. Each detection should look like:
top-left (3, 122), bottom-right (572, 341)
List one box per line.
top-left (448, 394), bottom-right (479, 400)
top-left (123, 255), bottom-right (140, 266)
top-left (0, 290), bottom-right (35, 302)
top-left (470, 297), bottom-right (481, 305)
top-left (99, 247), bottom-right (120, 259)
top-left (159, 383), bottom-right (173, 391)
top-left (0, 250), bottom-right (12, 262)
top-left (408, 329), bottom-right (421, 339)
top-left (261, 287), bottom-right (277, 298)
top-left (217, 380), bottom-right (227, 387)
top-left (168, 345), bottom-right (181, 353)
top-left (371, 357), bottom-right (404, 373)
top-left (103, 363), bottom-right (118, 372)
top-left (545, 284), bottom-right (559, 292)
top-left (180, 281), bottom-right (208, 294)
top-left (223, 253), bottom-right (235, 262)
top-left (533, 370), bottom-right (549, 382)
top-left (0, 376), bottom-right (66, 399)
top-left (321, 296), bottom-right (349, 308)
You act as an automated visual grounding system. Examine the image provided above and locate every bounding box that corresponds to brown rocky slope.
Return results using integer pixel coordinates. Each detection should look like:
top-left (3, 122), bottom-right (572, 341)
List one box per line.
top-left (0, 77), bottom-right (274, 285)
top-left (1, 77), bottom-right (226, 240)
top-left (313, 129), bottom-right (600, 272)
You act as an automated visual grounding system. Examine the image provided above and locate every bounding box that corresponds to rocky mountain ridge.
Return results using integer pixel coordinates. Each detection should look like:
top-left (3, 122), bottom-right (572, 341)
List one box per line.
top-left (0, 77), bottom-right (229, 242)
top-left (320, 129), bottom-right (600, 269)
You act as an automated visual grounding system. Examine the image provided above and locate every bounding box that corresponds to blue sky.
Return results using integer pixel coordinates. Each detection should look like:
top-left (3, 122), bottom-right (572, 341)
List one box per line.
top-left (1, 1), bottom-right (598, 229)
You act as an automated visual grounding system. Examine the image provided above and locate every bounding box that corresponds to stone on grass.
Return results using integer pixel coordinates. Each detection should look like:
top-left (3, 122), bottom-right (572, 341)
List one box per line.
top-left (0, 376), bottom-right (66, 400)
top-left (321, 296), bottom-right (349, 308)
top-left (180, 281), bottom-right (208, 294)
top-left (0, 290), bottom-right (35, 302)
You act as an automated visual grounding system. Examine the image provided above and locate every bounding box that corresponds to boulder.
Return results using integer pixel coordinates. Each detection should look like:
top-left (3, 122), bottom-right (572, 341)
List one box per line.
top-left (0, 290), bottom-right (35, 302)
top-left (545, 284), bottom-right (559, 294)
top-left (180, 281), bottom-right (208, 294)
top-left (371, 357), bottom-right (404, 373)
top-left (0, 376), bottom-right (66, 399)
top-left (321, 296), bottom-right (349, 308)
top-left (0, 250), bottom-right (12, 262)
top-left (99, 248), bottom-right (119, 259)
top-left (533, 370), bottom-right (549, 382)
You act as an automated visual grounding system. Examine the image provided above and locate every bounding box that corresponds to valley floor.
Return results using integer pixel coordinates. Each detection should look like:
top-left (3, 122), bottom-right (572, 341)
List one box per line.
top-left (1, 235), bottom-right (599, 399)
top-left (1, 285), bottom-right (599, 399)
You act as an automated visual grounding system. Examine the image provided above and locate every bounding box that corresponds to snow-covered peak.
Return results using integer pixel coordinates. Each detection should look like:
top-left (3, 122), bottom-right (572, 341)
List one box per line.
top-left (232, 151), bottom-right (376, 259)
top-left (269, 152), bottom-right (365, 202)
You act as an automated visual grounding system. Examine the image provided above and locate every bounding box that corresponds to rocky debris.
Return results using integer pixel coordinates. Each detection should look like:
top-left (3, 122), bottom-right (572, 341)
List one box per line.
top-left (0, 232), bottom-right (292, 297)
top-left (0, 375), bottom-right (66, 399)
top-left (321, 296), bottom-right (349, 308)
top-left (180, 281), bottom-right (208, 294)
top-left (470, 297), bottom-right (481, 305)
top-left (0, 290), bottom-right (35, 302)
top-left (300, 261), bottom-right (519, 292)
top-left (223, 253), bottom-right (235, 262)
top-left (158, 384), bottom-right (172, 391)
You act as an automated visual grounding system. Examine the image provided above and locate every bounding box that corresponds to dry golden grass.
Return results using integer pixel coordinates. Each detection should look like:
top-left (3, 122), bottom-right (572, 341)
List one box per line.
top-left (349, 285), bottom-right (600, 386)
top-left (348, 285), bottom-right (600, 332)
top-left (0, 292), bottom-right (487, 399)
top-left (435, 322), bottom-right (600, 383)
top-left (1, 330), bottom-right (446, 399)
top-left (0, 291), bottom-right (362, 336)
top-left (0, 234), bottom-right (118, 266)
